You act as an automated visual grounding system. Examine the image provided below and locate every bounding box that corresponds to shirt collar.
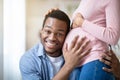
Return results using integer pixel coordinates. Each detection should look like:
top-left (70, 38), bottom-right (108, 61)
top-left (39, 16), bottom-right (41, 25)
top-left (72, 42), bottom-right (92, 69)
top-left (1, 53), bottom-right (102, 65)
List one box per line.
top-left (37, 42), bottom-right (64, 61)
top-left (37, 42), bottom-right (46, 58)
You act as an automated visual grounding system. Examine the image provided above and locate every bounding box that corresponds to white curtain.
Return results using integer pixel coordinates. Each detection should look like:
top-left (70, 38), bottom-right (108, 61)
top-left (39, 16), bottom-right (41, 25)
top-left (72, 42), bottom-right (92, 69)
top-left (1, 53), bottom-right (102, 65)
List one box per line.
top-left (4, 0), bottom-right (26, 80)
top-left (0, 0), bottom-right (3, 79)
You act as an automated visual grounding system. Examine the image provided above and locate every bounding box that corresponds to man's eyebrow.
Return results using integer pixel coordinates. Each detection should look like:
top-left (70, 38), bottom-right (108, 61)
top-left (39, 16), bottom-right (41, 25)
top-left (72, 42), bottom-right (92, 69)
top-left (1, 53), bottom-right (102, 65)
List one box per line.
top-left (44, 25), bottom-right (66, 32)
top-left (58, 29), bottom-right (65, 32)
top-left (44, 25), bottom-right (51, 28)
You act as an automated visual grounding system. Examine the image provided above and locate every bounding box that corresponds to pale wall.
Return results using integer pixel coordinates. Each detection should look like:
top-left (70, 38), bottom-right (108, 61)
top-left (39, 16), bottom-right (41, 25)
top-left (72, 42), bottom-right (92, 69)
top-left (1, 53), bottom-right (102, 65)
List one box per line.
top-left (26, 0), bottom-right (80, 50)
top-left (0, 0), bottom-right (3, 79)
top-left (26, 0), bottom-right (120, 60)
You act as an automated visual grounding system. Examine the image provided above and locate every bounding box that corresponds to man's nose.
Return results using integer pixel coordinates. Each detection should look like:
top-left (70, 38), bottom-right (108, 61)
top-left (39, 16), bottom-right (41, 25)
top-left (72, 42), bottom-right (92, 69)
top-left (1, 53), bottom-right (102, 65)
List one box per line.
top-left (49, 33), bottom-right (56, 40)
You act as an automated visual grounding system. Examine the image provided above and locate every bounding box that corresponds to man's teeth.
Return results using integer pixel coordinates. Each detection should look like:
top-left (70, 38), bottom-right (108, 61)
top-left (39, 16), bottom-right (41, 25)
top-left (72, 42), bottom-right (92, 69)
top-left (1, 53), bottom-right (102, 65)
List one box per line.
top-left (46, 41), bottom-right (56, 46)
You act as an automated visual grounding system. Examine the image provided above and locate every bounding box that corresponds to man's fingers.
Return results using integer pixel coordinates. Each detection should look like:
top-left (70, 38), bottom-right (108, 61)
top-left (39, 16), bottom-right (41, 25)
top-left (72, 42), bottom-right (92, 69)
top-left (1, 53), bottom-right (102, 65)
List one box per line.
top-left (63, 43), bottom-right (68, 53)
top-left (102, 67), bottom-right (112, 73)
top-left (69, 36), bottom-right (79, 50)
top-left (106, 50), bottom-right (115, 57)
top-left (103, 55), bottom-right (112, 61)
top-left (79, 48), bottom-right (91, 58)
top-left (100, 58), bottom-right (112, 66)
top-left (76, 39), bottom-right (90, 53)
top-left (73, 37), bottom-right (86, 51)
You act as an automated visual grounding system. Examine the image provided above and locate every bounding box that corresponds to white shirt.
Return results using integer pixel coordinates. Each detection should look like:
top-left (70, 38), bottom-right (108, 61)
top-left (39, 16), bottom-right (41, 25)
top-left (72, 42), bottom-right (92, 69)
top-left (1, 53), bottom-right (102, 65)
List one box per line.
top-left (47, 55), bottom-right (63, 76)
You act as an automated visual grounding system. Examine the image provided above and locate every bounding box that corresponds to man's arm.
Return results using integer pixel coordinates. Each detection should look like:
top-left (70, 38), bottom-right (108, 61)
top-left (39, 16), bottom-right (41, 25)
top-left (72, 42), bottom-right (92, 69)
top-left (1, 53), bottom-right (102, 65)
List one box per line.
top-left (100, 50), bottom-right (120, 80)
top-left (53, 36), bottom-right (91, 80)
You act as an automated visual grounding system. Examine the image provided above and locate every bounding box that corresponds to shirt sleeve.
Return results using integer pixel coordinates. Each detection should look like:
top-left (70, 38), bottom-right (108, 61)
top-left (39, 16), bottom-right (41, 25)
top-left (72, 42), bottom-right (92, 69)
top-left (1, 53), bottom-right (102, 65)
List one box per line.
top-left (82, 0), bottom-right (120, 45)
top-left (19, 54), bottom-right (42, 80)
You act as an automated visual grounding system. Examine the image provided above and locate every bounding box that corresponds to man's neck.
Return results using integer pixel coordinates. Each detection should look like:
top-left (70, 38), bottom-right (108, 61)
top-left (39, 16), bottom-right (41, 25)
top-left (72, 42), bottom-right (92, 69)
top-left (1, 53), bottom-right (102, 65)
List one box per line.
top-left (46, 51), bottom-right (62, 57)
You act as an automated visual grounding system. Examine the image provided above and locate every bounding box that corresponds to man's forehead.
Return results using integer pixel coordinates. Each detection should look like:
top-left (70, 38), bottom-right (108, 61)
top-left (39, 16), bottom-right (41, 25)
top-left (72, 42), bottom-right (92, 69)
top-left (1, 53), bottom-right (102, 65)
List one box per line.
top-left (45, 18), bottom-right (54, 27)
top-left (44, 17), bottom-right (67, 30)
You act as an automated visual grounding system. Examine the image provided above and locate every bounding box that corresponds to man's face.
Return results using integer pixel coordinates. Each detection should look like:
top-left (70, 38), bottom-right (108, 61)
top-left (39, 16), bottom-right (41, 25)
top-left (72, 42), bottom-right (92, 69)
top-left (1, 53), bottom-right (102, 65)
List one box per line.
top-left (40, 17), bottom-right (68, 57)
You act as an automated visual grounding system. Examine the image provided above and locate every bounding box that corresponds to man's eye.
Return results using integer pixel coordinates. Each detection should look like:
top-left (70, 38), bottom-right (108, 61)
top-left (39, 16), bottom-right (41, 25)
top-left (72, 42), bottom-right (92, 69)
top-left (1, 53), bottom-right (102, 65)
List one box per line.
top-left (44, 30), bottom-right (51, 34)
top-left (56, 33), bottom-right (64, 37)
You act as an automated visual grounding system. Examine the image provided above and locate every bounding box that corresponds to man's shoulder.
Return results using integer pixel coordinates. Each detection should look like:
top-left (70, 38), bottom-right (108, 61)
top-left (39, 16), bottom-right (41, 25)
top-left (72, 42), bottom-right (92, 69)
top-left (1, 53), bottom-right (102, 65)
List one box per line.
top-left (19, 43), bottom-right (44, 74)
top-left (20, 43), bottom-right (42, 60)
top-left (26, 43), bottom-right (40, 54)
top-left (19, 43), bottom-right (43, 66)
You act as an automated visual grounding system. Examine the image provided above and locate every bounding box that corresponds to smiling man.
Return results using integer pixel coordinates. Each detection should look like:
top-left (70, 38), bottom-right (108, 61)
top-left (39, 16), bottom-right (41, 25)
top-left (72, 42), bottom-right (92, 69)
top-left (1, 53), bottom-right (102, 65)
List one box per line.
top-left (19, 9), bottom-right (90, 80)
top-left (40, 17), bottom-right (68, 57)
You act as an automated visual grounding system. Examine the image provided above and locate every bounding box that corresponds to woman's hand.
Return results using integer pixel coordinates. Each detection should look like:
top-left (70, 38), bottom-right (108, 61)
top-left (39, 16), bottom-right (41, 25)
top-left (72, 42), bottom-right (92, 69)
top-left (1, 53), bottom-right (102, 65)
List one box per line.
top-left (72, 13), bottom-right (84, 28)
top-left (45, 8), bottom-right (59, 16)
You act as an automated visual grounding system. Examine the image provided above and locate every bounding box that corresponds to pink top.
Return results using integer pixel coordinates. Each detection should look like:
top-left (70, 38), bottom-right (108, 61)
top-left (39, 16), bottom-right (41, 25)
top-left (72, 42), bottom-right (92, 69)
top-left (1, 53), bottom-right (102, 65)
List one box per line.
top-left (64, 0), bottom-right (120, 66)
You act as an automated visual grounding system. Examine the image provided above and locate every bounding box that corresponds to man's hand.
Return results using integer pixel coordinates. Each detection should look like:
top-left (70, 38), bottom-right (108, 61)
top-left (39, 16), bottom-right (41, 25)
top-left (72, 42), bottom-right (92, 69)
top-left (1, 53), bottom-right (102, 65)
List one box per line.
top-left (53, 36), bottom-right (91, 80)
top-left (100, 50), bottom-right (120, 79)
top-left (63, 36), bottom-right (91, 70)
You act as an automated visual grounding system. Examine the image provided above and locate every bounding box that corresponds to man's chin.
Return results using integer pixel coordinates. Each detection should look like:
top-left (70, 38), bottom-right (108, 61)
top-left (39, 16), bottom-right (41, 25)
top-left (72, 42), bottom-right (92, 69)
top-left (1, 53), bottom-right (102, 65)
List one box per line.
top-left (45, 48), bottom-right (56, 54)
top-left (46, 50), bottom-right (62, 57)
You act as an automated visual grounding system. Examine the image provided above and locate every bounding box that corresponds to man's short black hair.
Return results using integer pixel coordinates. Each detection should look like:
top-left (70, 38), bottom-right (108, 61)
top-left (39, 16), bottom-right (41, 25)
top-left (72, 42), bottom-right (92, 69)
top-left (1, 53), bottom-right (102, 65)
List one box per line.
top-left (42, 9), bottom-right (70, 35)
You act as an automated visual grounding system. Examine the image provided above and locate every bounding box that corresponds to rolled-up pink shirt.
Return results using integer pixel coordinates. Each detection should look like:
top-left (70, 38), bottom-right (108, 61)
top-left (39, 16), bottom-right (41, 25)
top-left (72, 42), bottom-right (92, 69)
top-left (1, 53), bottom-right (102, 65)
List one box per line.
top-left (64, 27), bottom-right (108, 66)
top-left (63, 0), bottom-right (120, 66)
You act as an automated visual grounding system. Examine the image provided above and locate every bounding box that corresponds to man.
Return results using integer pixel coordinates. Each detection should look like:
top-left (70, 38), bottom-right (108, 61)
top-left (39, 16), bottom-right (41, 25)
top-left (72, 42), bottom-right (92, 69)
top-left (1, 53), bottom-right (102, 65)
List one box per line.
top-left (19, 9), bottom-right (120, 80)
top-left (19, 9), bottom-right (90, 80)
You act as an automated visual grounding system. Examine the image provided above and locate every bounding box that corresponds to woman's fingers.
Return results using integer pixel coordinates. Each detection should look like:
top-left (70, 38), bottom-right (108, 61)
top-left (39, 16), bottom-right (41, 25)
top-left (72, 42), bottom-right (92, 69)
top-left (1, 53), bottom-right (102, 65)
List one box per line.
top-left (45, 8), bottom-right (59, 16)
